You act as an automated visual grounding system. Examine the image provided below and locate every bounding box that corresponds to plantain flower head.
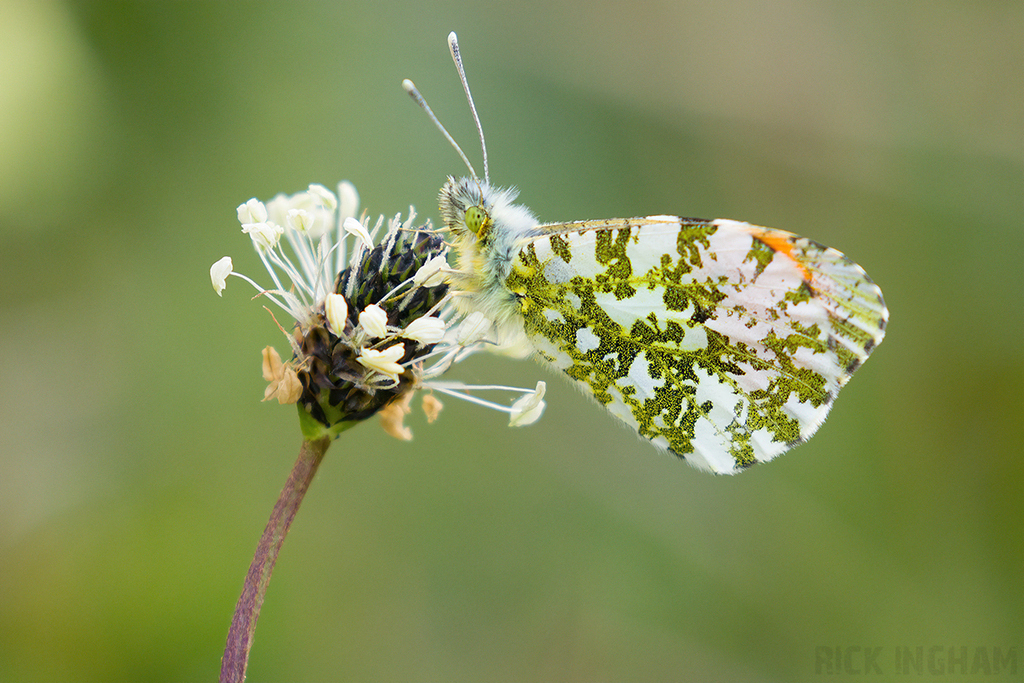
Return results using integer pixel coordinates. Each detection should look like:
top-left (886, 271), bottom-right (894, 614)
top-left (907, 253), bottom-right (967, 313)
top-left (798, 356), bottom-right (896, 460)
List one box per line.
top-left (212, 181), bottom-right (546, 440)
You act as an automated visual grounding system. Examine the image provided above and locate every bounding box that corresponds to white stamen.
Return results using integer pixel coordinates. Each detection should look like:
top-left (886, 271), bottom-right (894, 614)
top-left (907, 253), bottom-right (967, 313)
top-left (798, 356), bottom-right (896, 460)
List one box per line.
top-left (403, 316), bottom-right (446, 345)
top-left (337, 181), bottom-right (359, 221)
top-left (237, 198), bottom-right (268, 225)
top-left (413, 253), bottom-right (449, 287)
top-left (242, 221), bottom-right (284, 251)
top-left (508, 381), bottom-right (546, 426)
top-left (425, 381), bottom-right (546, 419)
top-left (344, 217), bottom-right (374, 250)
top-left (359, 304), bottom-right (389, 338)
top-left (336, 181), bottom-right (360, 275)
top-left (325, 293), bottom-right (349, 337)
top-left (287, 208), bottom-right (315, 233)
top-left (357, 344), bottom-right (405, 381)
top-left (210, 256), bottom-right (233, 296)
top-left (456, 311), bottom-right (491, 345)
top-left (307, 183), bottom-right (338, 211)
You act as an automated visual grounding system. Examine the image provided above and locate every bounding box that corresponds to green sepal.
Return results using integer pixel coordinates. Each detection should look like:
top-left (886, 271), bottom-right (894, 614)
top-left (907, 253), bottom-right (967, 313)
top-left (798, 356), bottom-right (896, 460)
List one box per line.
top-left (297, 392), bottom-right (360, 441)
top-left (297, 402), bottom-right (329, 440)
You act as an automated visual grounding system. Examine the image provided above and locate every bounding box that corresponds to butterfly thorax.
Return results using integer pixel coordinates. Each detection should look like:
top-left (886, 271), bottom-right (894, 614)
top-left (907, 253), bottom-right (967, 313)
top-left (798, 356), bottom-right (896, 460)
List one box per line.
top-left (439, 177), bottom-right (540, 344)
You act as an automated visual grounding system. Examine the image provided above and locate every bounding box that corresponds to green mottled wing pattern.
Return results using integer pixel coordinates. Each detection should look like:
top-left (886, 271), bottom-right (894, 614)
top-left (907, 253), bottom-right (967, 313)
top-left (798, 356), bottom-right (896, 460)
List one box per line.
top-left (504, 216), bottom-right (887, 474)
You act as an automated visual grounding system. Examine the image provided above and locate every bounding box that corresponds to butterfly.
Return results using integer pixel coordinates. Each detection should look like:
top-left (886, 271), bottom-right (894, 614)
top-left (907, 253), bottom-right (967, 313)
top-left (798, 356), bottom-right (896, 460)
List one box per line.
top-left (405, 33), bottom-right (887, 474)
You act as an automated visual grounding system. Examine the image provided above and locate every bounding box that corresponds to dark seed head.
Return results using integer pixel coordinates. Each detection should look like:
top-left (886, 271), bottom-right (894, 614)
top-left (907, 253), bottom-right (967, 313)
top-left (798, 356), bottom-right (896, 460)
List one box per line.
top-left (296, 226), bottom-right (450, 430)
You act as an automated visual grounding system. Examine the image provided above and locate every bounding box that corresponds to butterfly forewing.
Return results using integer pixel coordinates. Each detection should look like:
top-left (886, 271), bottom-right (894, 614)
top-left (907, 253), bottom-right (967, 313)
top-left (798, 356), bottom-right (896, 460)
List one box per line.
top-left (504, 216), bottom-right (887, 474)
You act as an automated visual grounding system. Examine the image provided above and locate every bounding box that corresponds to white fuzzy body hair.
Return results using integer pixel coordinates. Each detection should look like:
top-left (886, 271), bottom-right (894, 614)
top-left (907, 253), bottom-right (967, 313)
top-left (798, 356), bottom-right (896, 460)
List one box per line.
top-left (439, 176), bottom-right (539, 351)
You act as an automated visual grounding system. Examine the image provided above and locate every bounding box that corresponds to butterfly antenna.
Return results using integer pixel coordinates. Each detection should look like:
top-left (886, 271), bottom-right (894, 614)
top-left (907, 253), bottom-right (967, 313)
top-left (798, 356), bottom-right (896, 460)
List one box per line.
top-left (447, 32), bottom-right (489, 185)
top-left (403, 78), bottom-right (480, 183)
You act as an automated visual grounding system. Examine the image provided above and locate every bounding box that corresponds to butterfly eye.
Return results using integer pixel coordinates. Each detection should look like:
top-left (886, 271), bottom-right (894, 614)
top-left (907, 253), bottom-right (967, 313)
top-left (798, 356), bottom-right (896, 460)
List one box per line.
top-left (464, 206), bottom-right (487, 234)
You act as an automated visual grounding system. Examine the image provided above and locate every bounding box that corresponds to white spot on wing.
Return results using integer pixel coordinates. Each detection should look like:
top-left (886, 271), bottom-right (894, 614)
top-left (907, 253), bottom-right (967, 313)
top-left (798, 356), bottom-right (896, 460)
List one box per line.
top-left (543, 308), bottom-right (563, 324)
top-left (676, 324), bottom-right (708, 351)
top-left (543, 257), bottom-right (573, 283)
top-left (576, 327), bottom-right (600, 353)
top-left (594, 288), bottom-right (665, 328)
top-left (624, 350), bottom-right (665, 399)
top-left (749, 429), bottom-right (788, 462)
top-left (691, 417), bottom-right (735, 473)
top-left (693, 366), bottom-right (741, 431)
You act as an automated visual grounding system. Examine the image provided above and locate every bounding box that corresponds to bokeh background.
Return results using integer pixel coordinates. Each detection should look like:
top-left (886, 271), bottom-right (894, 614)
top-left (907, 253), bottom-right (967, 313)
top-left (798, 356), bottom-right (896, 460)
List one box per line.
top-left (1, 1), bottom-right (1020, 681)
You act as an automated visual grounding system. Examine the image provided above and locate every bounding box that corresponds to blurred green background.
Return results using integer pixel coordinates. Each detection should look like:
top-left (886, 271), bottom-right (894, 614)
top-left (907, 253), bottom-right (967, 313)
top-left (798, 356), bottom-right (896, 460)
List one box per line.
top-left (1, 1), bottom-right (1021, 681)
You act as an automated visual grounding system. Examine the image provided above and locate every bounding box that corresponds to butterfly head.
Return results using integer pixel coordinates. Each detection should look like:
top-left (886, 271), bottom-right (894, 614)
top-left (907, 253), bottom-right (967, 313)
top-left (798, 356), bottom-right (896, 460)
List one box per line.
top-left (438, 176), bottom-right (537, 246)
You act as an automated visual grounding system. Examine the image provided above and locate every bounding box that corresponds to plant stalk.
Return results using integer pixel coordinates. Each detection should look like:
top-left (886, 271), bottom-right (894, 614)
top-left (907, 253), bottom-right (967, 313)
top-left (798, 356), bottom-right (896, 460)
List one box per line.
top-left (220, 436), bottom-right (331, 683)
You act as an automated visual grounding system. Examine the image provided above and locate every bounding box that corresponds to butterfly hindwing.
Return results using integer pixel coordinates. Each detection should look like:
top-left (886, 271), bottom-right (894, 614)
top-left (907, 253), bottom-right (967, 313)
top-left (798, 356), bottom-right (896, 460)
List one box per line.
top-left (503, 216), bottom-right (887, 474)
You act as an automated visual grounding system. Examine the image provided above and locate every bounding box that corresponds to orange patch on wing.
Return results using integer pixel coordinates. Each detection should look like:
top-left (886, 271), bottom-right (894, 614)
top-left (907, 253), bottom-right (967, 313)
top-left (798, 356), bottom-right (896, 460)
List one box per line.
top-left (749, 227), bottom-right (813, 282)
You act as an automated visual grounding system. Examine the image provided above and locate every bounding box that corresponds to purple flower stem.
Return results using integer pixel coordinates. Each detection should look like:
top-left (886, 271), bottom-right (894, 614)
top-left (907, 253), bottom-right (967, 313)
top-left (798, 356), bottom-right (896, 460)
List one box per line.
top-left (220, 436), bottom-right (331, 683)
